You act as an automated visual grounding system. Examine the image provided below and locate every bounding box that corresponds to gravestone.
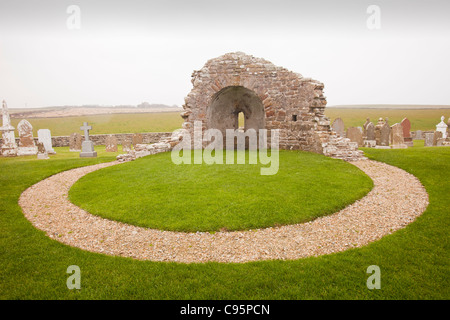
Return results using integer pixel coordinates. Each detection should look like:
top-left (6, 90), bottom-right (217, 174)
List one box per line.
top-left (17, 119), bottom-right (38, 156)
top-left (105, 135), bottom-right (118, 152)
top-left (69, 133), bottom-right (82, 152)
top-left (331, 118), bottom-right (345, 137)
top-left (424, 132), bottom-right (434, 146)
top-left (432, 131), bottom-right (442, 146)
top-left (36, 142), bottom-right (49, 159)
top-left (380, 118), bottom-right (390, 147)
top-left (366, 122), bottom-right (375, 140)
top-left (346, 127), bottom-right (363, 147)
top-left (132, 133), bottom-right (143, 146)
top-left (363, 118), bottom-right (371, 135)
top-left (79, 122), bottom-right (97, 157)
top-left (435, 116), bottom-right (448, 139)
top-left (122, 139), bottom-right (132, 152)
top-left (37, 129), bottom-right (56, 154)
top-left (374, 118), bottom-right (384, 146)
top-left (400, 118), bottom-right (413, 147)
top-left (0, 100), bottom-right (18, 157)
top-left (391, 123), bottom-right (407, 148)
top-left (363, 121), bottom-right (376, 147)
top-left (447, 118), bottom-right (450, 137)
top-left (414, 130), bottom-right (423, 140)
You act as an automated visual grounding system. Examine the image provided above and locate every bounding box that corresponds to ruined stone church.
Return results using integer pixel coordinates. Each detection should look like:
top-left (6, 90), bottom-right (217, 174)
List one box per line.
top-left (180, 52), bottom-right (364, 161)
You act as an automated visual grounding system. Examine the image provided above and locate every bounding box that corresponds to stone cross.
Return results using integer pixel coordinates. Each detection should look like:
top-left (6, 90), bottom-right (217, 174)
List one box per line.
top-left (1, 100), bottom-right (18, 156)
top-left (2, 100), bottom-right (14, 130)
top-left (80, 122), bottom-right (93, 141)
top-left (79, 122), bottom-right (97, 157)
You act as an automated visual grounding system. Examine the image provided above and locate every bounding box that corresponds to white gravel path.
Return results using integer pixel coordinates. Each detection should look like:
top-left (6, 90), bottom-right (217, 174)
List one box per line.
top-left (18, 159), bottom-right (429, 263)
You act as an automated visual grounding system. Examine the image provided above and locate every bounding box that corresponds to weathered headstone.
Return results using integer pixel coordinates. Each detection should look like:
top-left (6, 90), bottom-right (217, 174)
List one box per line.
top-left (413, 130), bottom-right (423, 140)
top-left (391, 123), bottom-right (407, 148)
top-left (36, 142), bottom-right (49, 159)
top-left (436, 116), bottom-right (448, 139)
top-left (346, 127), bottom-right (363, 147)
top-left (380, 118), bottom-right (390, 147)
top-left (37, 129), bottom-right (56, 154)
top-left (79, 122), bottom-right (97, 157)
top-left (432, 131), bottom-right (443, 146)
top-left (447, 118), bottom-right (450, 137)
top-left (374, 118), bottom-right (384, 146)
top-left (122, 139), bottom-right (132, 152)
top-left (17, 119), bottom-right (38, 156)
top-left (69, 133), bottom-right (82, 152)
top-left (132, 133), bottom-right (143, 146)
top-left (366, 122), bottom-right (375, 140)
top-left (400, 118), bottom-right (413, 147)
top-left (331, 118), bottom-right (345, 137)
top-left (105, 135), bottom-right (118, 152)
top-left (0, 100), bottom-right (18, 157)
top-left (424, 132), bottom-right (434, 146)
top-left (363, 118), bottom-right (371, 134)
top-left (363, 121), bottom-right (376, 147)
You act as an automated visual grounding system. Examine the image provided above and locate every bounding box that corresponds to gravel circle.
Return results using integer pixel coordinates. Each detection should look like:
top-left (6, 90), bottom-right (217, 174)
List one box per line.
top-left (18, 159), bottom-right (429, 263)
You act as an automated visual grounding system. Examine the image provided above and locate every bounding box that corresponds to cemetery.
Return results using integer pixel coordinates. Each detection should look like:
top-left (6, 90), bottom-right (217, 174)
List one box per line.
top-left (0, 53), bottom-right (449, 300)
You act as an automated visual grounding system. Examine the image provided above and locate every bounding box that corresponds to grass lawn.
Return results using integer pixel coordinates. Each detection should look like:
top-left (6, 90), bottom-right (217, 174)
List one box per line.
top-left (0, 144), bottom-right (448, 300)
top-left (69, 150), bottom-right (373, 232)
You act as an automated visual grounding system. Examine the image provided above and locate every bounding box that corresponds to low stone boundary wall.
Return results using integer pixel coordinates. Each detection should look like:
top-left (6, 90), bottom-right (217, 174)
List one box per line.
top-left (2, 132), bottom-right (173, 147)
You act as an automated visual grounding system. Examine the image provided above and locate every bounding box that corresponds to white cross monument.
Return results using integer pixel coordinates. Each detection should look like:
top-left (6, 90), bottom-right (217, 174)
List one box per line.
top-left (79, 122), bottom-right (97, 157)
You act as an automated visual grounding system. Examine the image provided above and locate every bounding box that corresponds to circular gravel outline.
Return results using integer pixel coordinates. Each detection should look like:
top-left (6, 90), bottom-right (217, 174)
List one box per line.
top-left (18, 159), bottom-right (429, 263)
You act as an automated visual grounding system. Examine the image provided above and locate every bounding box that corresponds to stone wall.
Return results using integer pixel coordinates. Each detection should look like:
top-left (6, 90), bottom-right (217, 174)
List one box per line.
top-left (1, 132), bottom-right (173, 148)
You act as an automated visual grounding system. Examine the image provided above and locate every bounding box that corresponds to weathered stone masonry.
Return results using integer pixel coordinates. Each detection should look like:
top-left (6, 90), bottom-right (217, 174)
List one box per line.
top-left (1, 132), bottom-right (172, 148)
top-left (180, 52), bottom-right (364, 161)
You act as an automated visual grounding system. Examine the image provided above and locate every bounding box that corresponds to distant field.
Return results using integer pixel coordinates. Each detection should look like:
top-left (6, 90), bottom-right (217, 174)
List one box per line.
top-left (11, 112), bottom-right (184, 136)
top-left (10, 107), bottom-right (449, 136)
top-left (325, 108), bottom-right (449, 131)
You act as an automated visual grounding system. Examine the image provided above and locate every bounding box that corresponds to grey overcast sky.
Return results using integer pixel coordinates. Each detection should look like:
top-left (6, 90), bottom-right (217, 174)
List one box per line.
top-left (0, 0), bottom-right (449, 108)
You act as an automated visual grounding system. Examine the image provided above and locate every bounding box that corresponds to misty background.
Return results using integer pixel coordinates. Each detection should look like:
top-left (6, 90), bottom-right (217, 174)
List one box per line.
top-left (0, 0), bottom-right (449, 108)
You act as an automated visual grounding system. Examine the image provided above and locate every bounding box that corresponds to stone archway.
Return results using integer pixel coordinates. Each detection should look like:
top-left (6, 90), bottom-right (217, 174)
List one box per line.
top-left (180, 52), bottom-right (365, 161)
top-left (207, 86), bottom-right (265, 134)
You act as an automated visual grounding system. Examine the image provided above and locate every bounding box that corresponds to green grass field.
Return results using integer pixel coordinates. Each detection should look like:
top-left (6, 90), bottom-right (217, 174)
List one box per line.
top-left (69, 150), bottom-right (373, 232)
top-left (0, 143), bottom-right (448, 300)
top-left (10, 112), bottom-right (184, 137)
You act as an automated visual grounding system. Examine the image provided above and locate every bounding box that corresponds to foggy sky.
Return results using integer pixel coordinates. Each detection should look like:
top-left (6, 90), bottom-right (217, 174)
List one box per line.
top-left (1, 0), bottom-right (449, 108)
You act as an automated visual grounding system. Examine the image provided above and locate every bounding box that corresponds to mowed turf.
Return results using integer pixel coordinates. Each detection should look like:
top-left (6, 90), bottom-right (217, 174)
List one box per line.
top-left (0, 144), bottom-right (448, 300)
top-left (68, 150), bottom-right (373, 232)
